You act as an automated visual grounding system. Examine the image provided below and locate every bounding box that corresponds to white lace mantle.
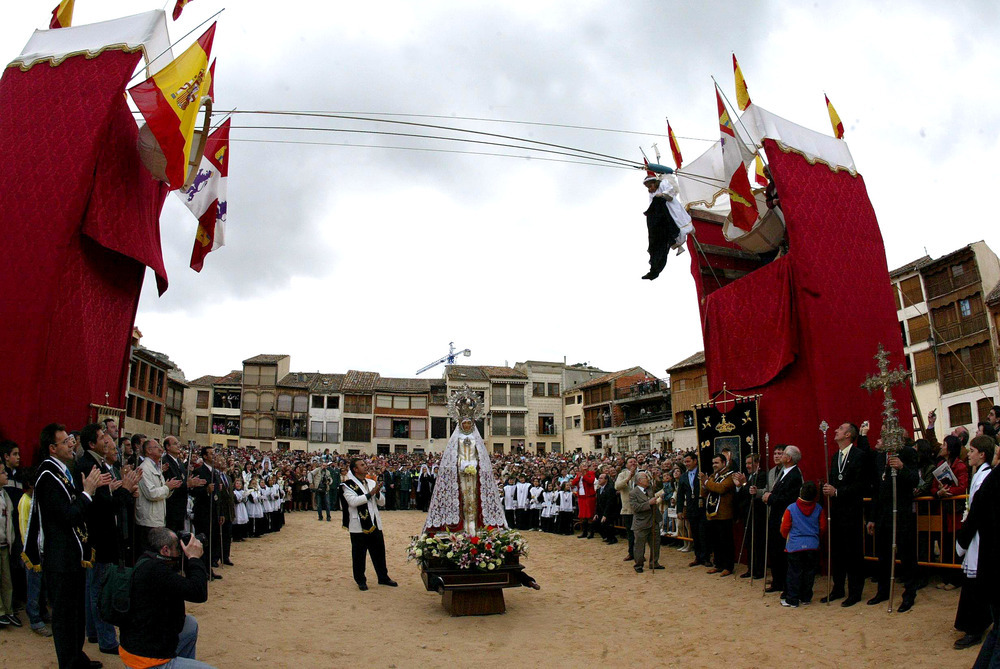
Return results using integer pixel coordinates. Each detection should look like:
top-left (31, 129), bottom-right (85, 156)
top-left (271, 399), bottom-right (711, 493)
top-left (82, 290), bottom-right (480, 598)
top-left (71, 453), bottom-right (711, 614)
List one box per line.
top-left (423, 426), bottom-right (507, 532)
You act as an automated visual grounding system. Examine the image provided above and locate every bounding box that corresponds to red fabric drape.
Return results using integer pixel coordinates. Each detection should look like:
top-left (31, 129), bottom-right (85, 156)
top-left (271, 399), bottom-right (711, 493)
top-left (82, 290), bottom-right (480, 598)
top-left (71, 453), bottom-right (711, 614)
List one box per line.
top-left (0, 51), bottom-right (169, 464)
top-left (687, 141), bottom-right (910, 483)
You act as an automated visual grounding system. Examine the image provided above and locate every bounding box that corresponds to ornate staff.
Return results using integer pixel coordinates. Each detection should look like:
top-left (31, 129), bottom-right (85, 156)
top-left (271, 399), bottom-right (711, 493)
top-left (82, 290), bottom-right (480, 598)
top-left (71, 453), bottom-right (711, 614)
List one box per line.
top-left (762, 432), bottom-right (770, 598)
top-left (861, 344), bottom-right (909, 613)
top-left (734, 434), bottom-right (754, 587)
top-left (820, 420), bottom-right (831, 605)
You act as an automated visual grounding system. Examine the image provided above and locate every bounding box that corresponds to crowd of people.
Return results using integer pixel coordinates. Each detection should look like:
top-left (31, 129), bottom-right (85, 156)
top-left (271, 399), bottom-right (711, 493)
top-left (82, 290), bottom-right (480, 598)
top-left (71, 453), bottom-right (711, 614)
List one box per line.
top-left (5, 405), bottom-right (1000, 666)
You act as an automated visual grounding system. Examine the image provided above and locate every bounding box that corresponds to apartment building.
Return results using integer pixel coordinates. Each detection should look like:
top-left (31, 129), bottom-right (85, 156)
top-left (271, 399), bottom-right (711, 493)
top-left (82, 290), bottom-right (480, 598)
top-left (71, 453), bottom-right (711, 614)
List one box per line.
top-left (240, 354), bottom-right (291, 451)
top-left (124, 345), bottom-right (172, 441)
top-left (610, 374), bottom-right (672, 453)
top-left (579, 367), bottom-right (652, 452)
top-left (666, 352), bottom-right (708, 454)
top-left (308, 374), bottom-right (344, 451)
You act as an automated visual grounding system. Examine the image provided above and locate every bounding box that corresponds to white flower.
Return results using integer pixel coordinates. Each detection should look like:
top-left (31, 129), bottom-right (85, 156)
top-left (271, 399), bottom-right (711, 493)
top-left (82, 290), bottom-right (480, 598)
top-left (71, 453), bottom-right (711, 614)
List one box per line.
top-left (415, 549), bottom-right (423, 557)
top-left (446, 551), bottom-right (454, 558)
top-left (487, 563), bottom-right (495, 570)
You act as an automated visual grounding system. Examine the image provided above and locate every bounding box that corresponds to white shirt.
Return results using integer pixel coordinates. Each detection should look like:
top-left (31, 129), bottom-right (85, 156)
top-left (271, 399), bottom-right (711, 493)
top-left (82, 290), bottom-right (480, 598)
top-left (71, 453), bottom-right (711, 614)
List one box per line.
top-left (342, 473), bottom-right (384, 533)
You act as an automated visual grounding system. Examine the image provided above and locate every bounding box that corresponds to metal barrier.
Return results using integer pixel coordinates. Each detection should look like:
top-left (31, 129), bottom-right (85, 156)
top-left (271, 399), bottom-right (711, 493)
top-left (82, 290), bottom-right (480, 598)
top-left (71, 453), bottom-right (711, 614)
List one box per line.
top-left (862, 495), bottom-right (968, 569)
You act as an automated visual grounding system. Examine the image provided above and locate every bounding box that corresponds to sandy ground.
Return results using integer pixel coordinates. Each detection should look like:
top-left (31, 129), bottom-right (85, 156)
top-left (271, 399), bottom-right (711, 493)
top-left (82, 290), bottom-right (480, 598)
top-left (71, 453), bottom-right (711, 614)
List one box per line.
top-left (0, 509), bottom-right (980, 668)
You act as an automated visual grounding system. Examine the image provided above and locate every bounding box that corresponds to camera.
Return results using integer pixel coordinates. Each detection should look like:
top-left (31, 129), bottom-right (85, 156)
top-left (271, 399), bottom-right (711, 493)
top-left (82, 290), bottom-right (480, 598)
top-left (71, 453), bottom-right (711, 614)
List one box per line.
top-left (177, 531), bottom-right (207, 545)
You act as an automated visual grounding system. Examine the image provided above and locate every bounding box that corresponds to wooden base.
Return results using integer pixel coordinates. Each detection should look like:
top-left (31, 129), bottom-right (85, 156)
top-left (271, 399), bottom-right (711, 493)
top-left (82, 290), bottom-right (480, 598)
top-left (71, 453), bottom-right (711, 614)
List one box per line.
top-left (442, 588), bottom-right (506, 616)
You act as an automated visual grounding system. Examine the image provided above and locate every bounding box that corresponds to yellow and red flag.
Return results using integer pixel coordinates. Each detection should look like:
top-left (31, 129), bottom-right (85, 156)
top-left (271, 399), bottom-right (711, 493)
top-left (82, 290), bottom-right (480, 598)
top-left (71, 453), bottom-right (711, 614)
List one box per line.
top-left (667, 120), bottom-right (683, 169)
top-left (754, 154), bottom-right (767, 186)
top-left (129, 23), bottom-right (216, 190)
top-left (173, 0), bottom-right (193, 21)
top-left (716, 85), bottom-right (758, 232)
top-left (825, 93), bottom-right (844, 139)
top-left (733, 54), bottom-right (751, 111)
top-left (717, 88), bottom-right (735, 139)
top-left (49, 0), bottom-right (74, 29)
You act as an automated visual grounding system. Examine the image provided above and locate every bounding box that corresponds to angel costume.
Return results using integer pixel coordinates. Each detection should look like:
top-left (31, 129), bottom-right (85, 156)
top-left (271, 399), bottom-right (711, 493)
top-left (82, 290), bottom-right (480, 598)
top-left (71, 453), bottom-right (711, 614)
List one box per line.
top-left (423, 386), bottom-right (507, 535)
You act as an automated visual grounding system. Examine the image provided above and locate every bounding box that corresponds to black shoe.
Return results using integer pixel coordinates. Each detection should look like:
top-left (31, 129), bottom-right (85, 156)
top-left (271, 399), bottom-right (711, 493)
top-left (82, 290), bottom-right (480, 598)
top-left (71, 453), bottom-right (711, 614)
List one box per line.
top-left (841, 596), bottom-right (861, 608)
top-left (4, 614), bottom-right (21, 628)
top-left (652, 563), bottom-right (665, 570)
top-left (577, 534), bottom-right (588, 539)
top-left (765, 586), bottom-right (781, 593)
top-left (623, 555), bottom-right (634, 561)
top-left (954, 633), bottom-right (981, 649)
top-left (223, 560), bottom-right (234, 566)
top-left (358, 583), bottom-right (369, 591)
top-left (378, 578), bottom-right (398, 587)
top-left (87, 662), bottom-right (103, 669)
top-left (820, 592), bottom-right (845, 603)
top-left (740, 572), bottom-right (752, 579)
top-left (641, 272), bottom-right (658, 281)
top-left (896, 600), bottom-right (914, 614)
top-left (607, 538), bottom-right (618, 544)
top-left (99, 645), bottom-right (119, 655)
top-left (867, 594), bottom-right (888, 606)
top-left (0, 617), bottom-right (10, 627)
top-left (87, 636), bottom-right (98, 643)
top-left (634, 565), bottom-right (644, 573)
top-left (211, 572), bottom-right (222, 580)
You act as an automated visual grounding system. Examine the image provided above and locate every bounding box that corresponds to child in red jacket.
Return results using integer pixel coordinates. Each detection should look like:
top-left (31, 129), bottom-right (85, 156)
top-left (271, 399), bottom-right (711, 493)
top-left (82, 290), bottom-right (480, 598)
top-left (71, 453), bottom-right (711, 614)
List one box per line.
top-left (780, 481), bottom-right (827, 608)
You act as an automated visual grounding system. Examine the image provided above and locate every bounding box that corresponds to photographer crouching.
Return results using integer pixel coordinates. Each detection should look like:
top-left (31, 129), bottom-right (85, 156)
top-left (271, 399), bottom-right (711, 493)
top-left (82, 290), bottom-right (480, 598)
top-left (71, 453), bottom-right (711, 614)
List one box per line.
top-left (118, 527), bottom-right (213, 669)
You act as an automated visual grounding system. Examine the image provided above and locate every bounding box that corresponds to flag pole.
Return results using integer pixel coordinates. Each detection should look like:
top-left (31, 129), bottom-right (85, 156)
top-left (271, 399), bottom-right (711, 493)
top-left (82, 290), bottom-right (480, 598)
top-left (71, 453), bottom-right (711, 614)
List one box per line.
top-left (820, 420), bottom-right (831, 605)
top-left (762, 433), bottom-right (770, 598)
top-left (710, 75), bottom-right (764, 164)
top-left (128, 8), bottom-right (226, 86)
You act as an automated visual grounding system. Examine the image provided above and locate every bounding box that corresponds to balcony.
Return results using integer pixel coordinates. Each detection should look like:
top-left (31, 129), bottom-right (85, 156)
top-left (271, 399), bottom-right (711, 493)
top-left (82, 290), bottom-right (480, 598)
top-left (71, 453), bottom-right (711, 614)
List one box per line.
top-left (538, 426), bottom-right (558, 436)
top-left (934, 313), bottom-right (988, 344)
top-left (942, 367), bottom-right (997, 395)
top-left (615, 379), bottom-right (669, 401)
top-left (621, 410), bottom-right (672, 426)
top-left (925, 268), bottom-right (979, 301)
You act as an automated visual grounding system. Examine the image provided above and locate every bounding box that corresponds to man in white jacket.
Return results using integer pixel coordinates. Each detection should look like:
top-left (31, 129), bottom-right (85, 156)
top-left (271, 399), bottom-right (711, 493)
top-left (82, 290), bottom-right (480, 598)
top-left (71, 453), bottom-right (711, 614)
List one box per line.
top-left (136, 439), bottom-right (182, 558)
top-left (341, 459), bottom-right (397, 591)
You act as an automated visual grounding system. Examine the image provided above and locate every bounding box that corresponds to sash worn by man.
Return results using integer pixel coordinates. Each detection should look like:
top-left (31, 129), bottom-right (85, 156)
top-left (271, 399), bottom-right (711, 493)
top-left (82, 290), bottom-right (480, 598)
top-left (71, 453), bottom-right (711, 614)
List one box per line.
top-left (341, 459), bottom-right (396, 591)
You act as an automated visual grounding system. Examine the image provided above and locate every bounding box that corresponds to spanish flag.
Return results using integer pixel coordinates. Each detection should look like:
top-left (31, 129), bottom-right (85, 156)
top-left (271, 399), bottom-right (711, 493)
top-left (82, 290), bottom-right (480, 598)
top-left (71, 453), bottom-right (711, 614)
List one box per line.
top-left (717, 88), bottom-right (735, 139)
top-left (754, 154), bottom-right (767, 186)
top-left (825, 93), bottom-right (844, 139)
top-left (129, 24), bottom-right (216, 190)
top-left (49, 0), bottom-right (74, 29)
top-left (716, 86), bottom-right (757, 233)
top-left (173, 0), bottom-right (193, 21)
top-left (733, 54), bottom-right (751, 111)
top-left (667, 120), bottom-right (683, 169)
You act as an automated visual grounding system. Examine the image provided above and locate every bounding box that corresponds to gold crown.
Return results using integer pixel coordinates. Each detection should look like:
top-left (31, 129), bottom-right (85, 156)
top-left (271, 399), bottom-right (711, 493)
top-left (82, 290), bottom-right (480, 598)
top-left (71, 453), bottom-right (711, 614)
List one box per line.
top-left (716, 416), bottom-right (736, 434)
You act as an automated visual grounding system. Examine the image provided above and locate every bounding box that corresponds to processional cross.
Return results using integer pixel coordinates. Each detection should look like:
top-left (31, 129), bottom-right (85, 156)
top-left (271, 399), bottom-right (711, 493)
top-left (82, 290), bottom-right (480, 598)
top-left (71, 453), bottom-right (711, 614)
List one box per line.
top-left (860, 343), bottom-right (909, 613)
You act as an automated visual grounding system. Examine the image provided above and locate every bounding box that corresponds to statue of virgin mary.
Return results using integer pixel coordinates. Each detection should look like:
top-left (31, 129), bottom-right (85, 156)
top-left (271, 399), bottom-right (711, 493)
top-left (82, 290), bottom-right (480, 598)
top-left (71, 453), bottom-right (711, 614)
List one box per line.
top-left (423, 385), bottom-right (508, 535)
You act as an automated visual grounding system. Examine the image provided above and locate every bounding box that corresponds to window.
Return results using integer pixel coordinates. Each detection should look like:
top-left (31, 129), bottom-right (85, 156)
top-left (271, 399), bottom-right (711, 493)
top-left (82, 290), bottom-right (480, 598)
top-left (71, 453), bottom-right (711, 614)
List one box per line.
top-left (493, 414), bottom-right (508, 436)
top-left (375, 417), bottom-right (391, 438)
top-left (907, 315), bottom-right (931, 343)
top-left (960, 299), bottom-right (972, 318)
top-left (196, 416), bottom-right (209, 434)
top-left (551, 442), bottom-right (561, 453)
top-left (537, 442), bottom-right (545, 452)
top-left (394, 445), bottom-right (408, 454)
top-left (547, 383), bottom-right (560, 396)
top-left (260, 366), bottom-right (277, 386)
top-left (952, 264), bottom-right (965, 277)
top-left (913, 349), bottom-right (936, 384)
top-left (325, 421), bottom-right (340, 443)
top-left (538, 414), bottom-right (556, 435)
top-left (510, 386), bottom-right (525, 406)
top-left (565, 416), bottom-right (573, 430)
top-left (393, 396), bottom-right (410, 410)
top-left (411, 419), bottom-right (426, 440)
top-left (242, 417), bottom-right (257, 438)
top-left (345, 395), bottom-right (372, 413)
top-left (899, 275), bottom-right (923, 307)
top-left (677, 410), bottom-right (694, 428)
top-left (243, 365), bottom-right (260, 386)
top-left (492, 384), bottom-right (507, 406)
top-left (376, 395), bottom-right (392, 408)
top-left (310, 421), bottom-right (323, 440)
top-left (344, 418), bottom-right (372, 442)
top-left (892, 284), bottom-right (901, 311)
top-left (532, 382), bottom-right (545, 397)
top-left (243, 392), bottom-right (258, 411)
top-left (312, 396), bottom-right (324, 409)
top-left (411, 397), bottom-right (427, 409)
top-left (327, 396), bottom-right (340, 409)
top-left (899, 321), bottom-right (908, 347)
top-left (638, 434), bottom-right (651, 450)
top-left (510, 414), bottom-right (525, 437)
top-left (377, 444), bottom-right (390, 455)
top-left (196, 390), bottom-right (209, 409)
top-left (493, 443), bottom-right (504, 454)
top-left (577, 395), bottom-right (582, 404)
top-left (392, 419), bottom-right (410, 439)
top-left (277, 394), bottom-right (292, 411)
top-left (978, 398), bottom-right (995, 423)
top-left (258, 417), bottom-right (274, 439)
top-left (259, 392), bottom-right (275, 412)
top-left (574, 416), bottom-right (581, 428)
top-left (293, 395), bottom-right (308, 412)
top-left (565, 396), bottom-right (575, 406)
top-left (213, 391), bottom-right (240, 409)
top-left (278, 441), bottom-right (290, 451)
top-left (431, 417), bottom-right (449, 439)
top-left (949, 402), bottom-right (972, 427)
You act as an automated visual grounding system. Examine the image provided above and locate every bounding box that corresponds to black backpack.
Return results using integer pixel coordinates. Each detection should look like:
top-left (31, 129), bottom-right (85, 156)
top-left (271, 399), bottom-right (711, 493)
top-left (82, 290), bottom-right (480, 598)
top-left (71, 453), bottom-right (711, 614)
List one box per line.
top-left (98, 557), bottom-right (148, 626)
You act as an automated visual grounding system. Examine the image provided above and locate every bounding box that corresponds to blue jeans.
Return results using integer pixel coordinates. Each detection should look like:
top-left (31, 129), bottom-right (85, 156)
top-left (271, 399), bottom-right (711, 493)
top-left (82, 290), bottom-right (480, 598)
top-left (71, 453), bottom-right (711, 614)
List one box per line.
top-left (156, 615), bottom-right (215, 668)
top-left (85, 562), bottom-right (118, 650)
top-left (25, 568), bottom-right (45, 629)
top-left (315, 490), bottom-right (330, 519)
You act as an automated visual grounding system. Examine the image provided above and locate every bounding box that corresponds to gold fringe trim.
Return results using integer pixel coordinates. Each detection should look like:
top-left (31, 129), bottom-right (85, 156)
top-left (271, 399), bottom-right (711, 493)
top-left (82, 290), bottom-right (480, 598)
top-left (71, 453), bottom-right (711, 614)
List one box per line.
top-left (766, 139), bottom-right (859, 178)
top-left (6, 44), bottom-right (146, 72)
top-left (20, 552), bottom-right (42, 573)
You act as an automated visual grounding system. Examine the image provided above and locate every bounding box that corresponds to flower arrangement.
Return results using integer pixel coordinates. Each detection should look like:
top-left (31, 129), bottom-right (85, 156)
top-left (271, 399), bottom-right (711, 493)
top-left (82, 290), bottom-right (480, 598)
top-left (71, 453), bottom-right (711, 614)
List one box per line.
top-left (461, 464), bottom-right (477, 476)
top-left (407, 526), bottom-right (528, 571)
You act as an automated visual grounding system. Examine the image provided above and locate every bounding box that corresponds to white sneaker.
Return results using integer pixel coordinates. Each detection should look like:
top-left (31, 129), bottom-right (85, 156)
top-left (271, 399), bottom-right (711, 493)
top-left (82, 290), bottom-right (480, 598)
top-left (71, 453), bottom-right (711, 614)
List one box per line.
top-left (780, 599), bottom-right (797, 608)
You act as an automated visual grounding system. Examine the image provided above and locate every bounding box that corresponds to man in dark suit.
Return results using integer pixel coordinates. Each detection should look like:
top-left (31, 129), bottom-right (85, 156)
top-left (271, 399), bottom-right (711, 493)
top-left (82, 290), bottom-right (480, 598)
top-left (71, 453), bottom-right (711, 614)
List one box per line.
top-left (162, 437), bottom-right (205, 535)
top-left (383, 467), bottom-right (396, 511)
top-left (596, 471), bottom-right (621, 544)
top-left (866, 444), bottom-right (919, 612)
top-left (76, 424), bottom-right (123, 655)
top-left (214, 452), bottom-right (235, 566)
top-left (821, 422), bottom-right (870, 607)
top-left (676, 451), bottom-right (709, 567)
top-left (190, 447), bottom-right (221, 577)
top-left (735, 453), bottom-right (768, 579)
top-left (958, 453), bottom-right (1000, 666)
top-left (27, 423), bottom-right (105, 669)
top-left (763, 444), bottom-right (804, 595)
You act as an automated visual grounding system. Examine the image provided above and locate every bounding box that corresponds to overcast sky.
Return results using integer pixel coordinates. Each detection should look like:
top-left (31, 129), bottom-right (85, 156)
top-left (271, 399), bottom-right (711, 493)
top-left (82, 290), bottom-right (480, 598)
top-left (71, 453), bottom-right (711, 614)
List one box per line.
top-left (6, 1), bottom-right (1000, 382)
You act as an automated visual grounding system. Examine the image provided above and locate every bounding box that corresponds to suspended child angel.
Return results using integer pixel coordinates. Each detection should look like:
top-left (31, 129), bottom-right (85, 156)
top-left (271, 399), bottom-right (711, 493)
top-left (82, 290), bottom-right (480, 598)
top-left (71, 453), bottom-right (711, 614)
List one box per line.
top-left (641, 167), bottom-right (694, 281)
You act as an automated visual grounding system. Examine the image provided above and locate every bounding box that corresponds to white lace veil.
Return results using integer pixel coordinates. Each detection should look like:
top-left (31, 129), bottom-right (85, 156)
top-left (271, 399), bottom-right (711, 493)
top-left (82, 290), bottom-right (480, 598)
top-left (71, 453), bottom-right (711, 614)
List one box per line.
top-left (423, 425), bottom-right (508, 532)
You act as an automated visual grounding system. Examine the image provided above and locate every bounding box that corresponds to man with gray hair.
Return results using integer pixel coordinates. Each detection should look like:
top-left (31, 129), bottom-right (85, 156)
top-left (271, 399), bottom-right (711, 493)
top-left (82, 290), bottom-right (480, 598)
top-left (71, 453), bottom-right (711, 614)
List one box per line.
top-left (763, 444), bottom-right (803, 595)
top-left (629, 472), bottom-right (662, 573)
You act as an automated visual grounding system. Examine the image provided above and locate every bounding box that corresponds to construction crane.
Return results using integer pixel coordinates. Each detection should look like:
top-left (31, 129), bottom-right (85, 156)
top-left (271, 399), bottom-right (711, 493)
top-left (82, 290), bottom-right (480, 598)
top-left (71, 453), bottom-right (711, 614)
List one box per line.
top-left (415, 342), bottom-right (471, 375)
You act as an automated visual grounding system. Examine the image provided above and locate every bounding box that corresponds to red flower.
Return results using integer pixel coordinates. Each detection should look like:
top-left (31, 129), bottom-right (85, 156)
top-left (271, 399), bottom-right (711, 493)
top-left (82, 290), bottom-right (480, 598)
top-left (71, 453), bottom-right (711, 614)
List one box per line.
top-left (485, 543), bottom-right (493, 551)
top-left (505, 545), bottom-right (514, 552)
top-left (470, 547), bottom-right (478, 555)
top-left (470, 536), bottom-right (480, 545)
